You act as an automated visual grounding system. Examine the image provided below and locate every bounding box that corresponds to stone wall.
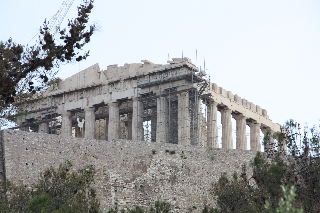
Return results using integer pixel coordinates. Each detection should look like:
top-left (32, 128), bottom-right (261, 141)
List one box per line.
top-left (0, 130), bottom-right (256, 212)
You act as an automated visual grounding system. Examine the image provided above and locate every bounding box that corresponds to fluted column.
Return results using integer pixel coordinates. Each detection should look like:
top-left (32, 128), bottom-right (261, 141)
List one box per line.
top-left (132, 97), bottom-right (144, 141)
top-left (221, 107), bottom-right (233, 149)
top-left (38, 122), bottom-right (49, 134)
top-left (151, 109), bottom-right (157, 142)
top-left (278, 129), bottom-right (287, 153)
top-left (61, 111), bottom-right (72, 137)
top-left (207, 100), bottom-right (219, 148)
top-left (108, 102), bottom-right (120, 140)
top-left (156, 96), bottom-right (168, 143)
top-left (127, 114), bottom-right (132, 140)
top-left (198, 100), bottom-right (206, 146)
top-left (105, 117), bottom-right (109, 140)
top-left (261, 127), bottom-right (274, 152)
top-left (248, 121), bottom-right (261, 151)
top-left (74, 124), bottom-right (80, 137)
top-left (233, 114), bottom-right (247, 150)
top-left (85, 107), bottom-right (95, 139)
top-left (178, 92), bottom-right (190, 145)
top-left (95, 119), bottom-right (106, 140)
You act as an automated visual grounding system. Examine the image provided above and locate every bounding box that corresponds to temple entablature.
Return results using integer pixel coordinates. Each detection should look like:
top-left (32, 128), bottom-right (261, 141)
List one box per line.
top-left (59, 63), bottom-right (102, 91)
top-left (204, 82), bottom-right (280, 132)
top-left (14, 57), bottom-right (284, 152)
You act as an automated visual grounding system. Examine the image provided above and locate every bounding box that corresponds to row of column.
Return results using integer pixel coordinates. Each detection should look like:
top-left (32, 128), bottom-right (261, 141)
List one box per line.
top-left (58, 93), bottom-right (191, 143)
top-left (206, 100), bottom-right (283, 151)
top-left (53, 95), bottom-right (282, 152)
top-left (60, 99), bottom-right (145, 141)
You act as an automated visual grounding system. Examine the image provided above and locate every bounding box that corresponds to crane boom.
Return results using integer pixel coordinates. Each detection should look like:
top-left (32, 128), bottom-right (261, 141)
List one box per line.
top-left (28, 0), bottom-right (75, 43)
top-left (47, 0), bottom-right (75, 34)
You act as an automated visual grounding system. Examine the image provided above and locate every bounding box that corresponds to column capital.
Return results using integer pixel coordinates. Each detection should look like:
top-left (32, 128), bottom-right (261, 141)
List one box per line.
top-left (107, 100), bottom-right (117, 104)
top-left (132, 96), bottom-right (145, 102)
top-left (61, 110), bottom-right (71, 117)
top-left (107, 101), bottom-right (120, 107)
top-left (232, 113), bottom-right (246, 120)
top-left (155, 91), bottom-right (167, 97)
top-left (84, 107), bottom-right (95, 112)
top-left (220, 106), bottom-right (231, 113)
top-left (261, 126), bottom-right (273, 134)
top-left (247, 120), bottom-right (260, 127)
top-left (206, 99), bottom-right (218, 106)
top-left (178, 91), bottom-right (189, 97)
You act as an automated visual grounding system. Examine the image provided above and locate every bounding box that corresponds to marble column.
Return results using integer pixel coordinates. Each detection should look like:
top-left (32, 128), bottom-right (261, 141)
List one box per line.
top-left (156, 96), bottom-right (168, 143)
top-left (278, 129), bottom-right (287, 153)
top-left (132, 97), bottom-right (144, 141)
top-left (105, 117), bottom-right (109, 141)
top-left (61, 111), bottom-right (72, 137)
top-left (119, 116), bottom-right (128, 139)
top-left (198, 100), bottom-right (207, 146)
top-left (249, 122), bottom-right (261, 151)
top-left (151, 109), bottom-right (157, 142)
top-left (233, 114), bottom-right (247, 150)
top-left (95, 119), bottom-right (106, 140)
top-left (108, 102), bottom-right (120, 140)
top-left (74, 125), bottom-right (81, 138)
top-left (207, 100), bottom-right (219, 148)
top-left (94, 120), bottom-right (99, 139)
top-left (84, 107), bottom-right (95, 139)
top-left (221, 107), bottom-right (233, 149)
top-left (178, 92), bottom-right (190, 146)
top-left (261, 127), bottom-right (274, 152)
top-left (127, 114), bottom-right (132, 140)
top-left (38, 122), bottom-right (49, 133)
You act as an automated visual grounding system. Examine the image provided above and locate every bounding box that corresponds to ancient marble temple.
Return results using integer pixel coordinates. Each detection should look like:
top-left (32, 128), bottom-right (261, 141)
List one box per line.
top-left (15, 57), bottom-right (283, 151)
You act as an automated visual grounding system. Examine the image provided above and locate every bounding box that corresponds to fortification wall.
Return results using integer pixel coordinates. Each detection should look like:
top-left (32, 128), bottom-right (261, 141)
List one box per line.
top-left (0, 130), bottom-right (256, 212)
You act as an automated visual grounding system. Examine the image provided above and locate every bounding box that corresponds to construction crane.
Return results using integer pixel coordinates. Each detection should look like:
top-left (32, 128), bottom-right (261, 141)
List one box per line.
top-left (28, 0), bottom-right (75, 43)
top-left (47, 0), bottom-right (75, 35)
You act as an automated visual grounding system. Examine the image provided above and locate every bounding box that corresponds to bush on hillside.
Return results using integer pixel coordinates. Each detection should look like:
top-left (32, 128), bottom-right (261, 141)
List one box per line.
top-left (0, 160), bottom-right (100, 213)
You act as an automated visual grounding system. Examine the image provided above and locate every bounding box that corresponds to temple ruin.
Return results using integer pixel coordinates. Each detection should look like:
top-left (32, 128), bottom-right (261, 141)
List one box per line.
top-left (15, 57), bottom-right (283, 151)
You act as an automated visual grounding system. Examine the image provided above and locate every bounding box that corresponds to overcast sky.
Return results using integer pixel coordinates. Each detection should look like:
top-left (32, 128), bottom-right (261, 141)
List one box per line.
top-left (1, 0), bottom-right (320, 128)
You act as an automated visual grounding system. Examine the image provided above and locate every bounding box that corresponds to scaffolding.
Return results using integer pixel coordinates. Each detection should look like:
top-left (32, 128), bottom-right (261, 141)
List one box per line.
top-left (12, 57), bottom-right (277, 152)
top-left (136, 58), bottom-right (210, 146)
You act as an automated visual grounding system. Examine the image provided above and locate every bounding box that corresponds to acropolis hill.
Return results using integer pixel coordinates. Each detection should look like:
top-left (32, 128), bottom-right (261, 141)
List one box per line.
top-left (1, 57), bottom-right (284, 211)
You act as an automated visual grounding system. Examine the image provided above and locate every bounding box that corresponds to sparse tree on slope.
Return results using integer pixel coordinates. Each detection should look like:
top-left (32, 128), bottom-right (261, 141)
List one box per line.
top-left (265, 185), bottom-right (303, 213)
top-left (211, 120), bottom-right (320, 213)
top-left (0, 161), bottom-right (100, 213)
top-left (0, 0), bottom-right (95, 127)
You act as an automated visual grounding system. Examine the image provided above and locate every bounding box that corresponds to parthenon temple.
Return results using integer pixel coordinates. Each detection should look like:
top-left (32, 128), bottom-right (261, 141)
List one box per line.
top-left (15, 57), bottom-right (284, 151)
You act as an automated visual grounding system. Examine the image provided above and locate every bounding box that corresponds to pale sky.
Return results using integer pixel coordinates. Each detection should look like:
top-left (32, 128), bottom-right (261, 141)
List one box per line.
top-left (1, 0), bottom-right (320, 129)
